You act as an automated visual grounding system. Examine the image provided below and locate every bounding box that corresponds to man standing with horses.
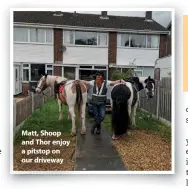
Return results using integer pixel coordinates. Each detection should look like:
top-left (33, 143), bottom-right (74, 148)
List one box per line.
top-left (80, 71), bottom-right (125, 135)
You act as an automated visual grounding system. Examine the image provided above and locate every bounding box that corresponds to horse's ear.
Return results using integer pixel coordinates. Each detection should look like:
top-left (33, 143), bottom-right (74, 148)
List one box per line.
top-left (44, 73), bottom-right (48, 78)
top-left (132, 76), bottom-right (139, 83)
top-left (138, 83), bottom-right (144, 91)
top-left (148, 76), bottom-right (151, 80)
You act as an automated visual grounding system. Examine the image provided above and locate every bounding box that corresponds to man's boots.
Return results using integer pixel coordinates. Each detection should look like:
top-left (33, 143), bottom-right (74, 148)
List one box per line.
top-left (96, 123), bottom-right (101, 134)
top-left (91, 122), bottom-right (98, 134)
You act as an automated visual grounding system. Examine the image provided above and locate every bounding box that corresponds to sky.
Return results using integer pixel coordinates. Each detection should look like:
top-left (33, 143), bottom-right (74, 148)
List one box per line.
top-left (64, 11), bottom-right (171, 28)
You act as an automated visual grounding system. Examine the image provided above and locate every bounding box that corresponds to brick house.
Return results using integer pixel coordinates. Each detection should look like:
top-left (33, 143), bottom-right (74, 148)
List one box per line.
top-left (13, 11), bottom-right (170, 95)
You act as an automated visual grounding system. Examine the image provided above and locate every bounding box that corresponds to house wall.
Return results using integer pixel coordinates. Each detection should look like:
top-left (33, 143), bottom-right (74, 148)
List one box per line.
top-left (14, 44), bottom-right (54, 63)
top-left (117, 48), bottom-right (159, 67)
top-left (155, 56), bottom-right (171, 79)
top-left (159, 34), bottom-right (168, 58)
top-left (63, 46), bottom-right (108, 65)
top-left (54, 28), bottom-right (63, 76)
top-left (108, 32), bottom-right (117, 64)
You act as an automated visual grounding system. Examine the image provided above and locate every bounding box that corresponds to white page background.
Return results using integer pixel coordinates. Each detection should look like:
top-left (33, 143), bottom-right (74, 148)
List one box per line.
top-left (0, 0), bottom-right (186, 188)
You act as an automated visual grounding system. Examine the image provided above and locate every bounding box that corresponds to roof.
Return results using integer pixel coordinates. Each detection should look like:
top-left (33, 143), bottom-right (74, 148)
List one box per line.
top-left (167, 21), bottom-right (171, 31)
top-left (13, 11), bottom-right (168, 32)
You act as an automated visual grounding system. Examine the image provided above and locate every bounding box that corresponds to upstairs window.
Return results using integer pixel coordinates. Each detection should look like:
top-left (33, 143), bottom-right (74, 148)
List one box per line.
top-left (64, 30), bottom-right (108, 46)
top-left (130, 34), bottom-right (146, 48)
top-left (75, 31), bottom-right (97, 45)
top-left (14, 27), bottom-right (28, 42)
top-left (14, 27), bottom-right (53, 44)
top-left (147, 35), bottom-right (159, 48)
top-left (117, 33), bottom-right (159, 49)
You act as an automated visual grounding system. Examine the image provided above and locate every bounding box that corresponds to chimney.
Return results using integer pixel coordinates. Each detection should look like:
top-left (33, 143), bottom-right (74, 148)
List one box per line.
top-left (145, 11), bottom-right (152, 20)
top-left (100, 11), bottom-right (109, 19)
top-left (53, 11), bottom-right (63, 16)
top-left (101, 11), bottom-right (107, 17)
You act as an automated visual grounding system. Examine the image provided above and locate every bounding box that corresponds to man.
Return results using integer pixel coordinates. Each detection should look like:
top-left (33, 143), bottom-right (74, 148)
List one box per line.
top-left (79, 71), bottom-right (125, 135)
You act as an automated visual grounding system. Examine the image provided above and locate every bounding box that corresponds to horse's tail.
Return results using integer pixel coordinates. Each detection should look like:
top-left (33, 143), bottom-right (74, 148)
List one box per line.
top-left (111, 84), bottom-right (131, 136)
top-left (75, 82), bottom-right (83, 118)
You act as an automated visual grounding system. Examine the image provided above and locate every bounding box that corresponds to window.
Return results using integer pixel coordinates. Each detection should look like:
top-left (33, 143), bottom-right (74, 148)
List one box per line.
top-left (64, 30), bottom-right (74, 44)
top-left (30, 28), bottom-right (45, 43)
top-left (75, 31), bottom-right (97, 45)
top-left (22, 64), bottom-right (53, 82)
top-left (22, 64), bottom-right (29, 81)
top-left (64, 67), bottom-right (75, 79)
top-left (130, 34), bottom-right (146, 48)
top-left (117, 34), bottom-right (129, 47)
top-left (14, 27), bottom-right (53, 44)
top-left (46, 29), bottom-right (53, 43)
top-left (46, 65), bottom-right (53, 75)
top-left (31, 64), bottom-right (45, 81)
top-left (147, 35), bottom-right (159, 48)
top-left (64, 30), bottom-right (108, 46)
top-left (117, 33), bottom-right (159, 49)
top-left (134, 70), bottom-right (143, 77)
top-left (14, 28), bottom-right (28, 42)
top-left (98, 33), bottom-right (107, 46)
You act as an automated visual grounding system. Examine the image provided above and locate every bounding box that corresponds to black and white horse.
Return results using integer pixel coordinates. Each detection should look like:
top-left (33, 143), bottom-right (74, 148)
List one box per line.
top-left (111, 76), bottom-right (155, 139)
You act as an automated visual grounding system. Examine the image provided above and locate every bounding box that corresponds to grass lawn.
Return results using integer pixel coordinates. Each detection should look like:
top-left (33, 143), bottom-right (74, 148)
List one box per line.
top-left (14, 99), bottom-right (78, 171)
top-left (101, 109), bottom-right (172, 171)
top-left (102, 109), bottom-right (171, 143)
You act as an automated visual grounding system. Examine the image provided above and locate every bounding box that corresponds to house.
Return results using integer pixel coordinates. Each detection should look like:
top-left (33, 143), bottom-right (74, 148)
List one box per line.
top-left (154, 21), bottom-right (172, 80)
top-left (13, 11), bottom-right (170, 95)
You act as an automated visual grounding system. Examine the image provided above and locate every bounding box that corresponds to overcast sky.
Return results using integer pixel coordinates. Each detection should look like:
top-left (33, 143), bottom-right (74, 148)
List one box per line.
top-left (65, 11), bottom-right (171, 28)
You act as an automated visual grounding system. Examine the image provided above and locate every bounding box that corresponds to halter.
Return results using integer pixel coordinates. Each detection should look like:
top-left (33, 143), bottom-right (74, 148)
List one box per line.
top-left (36, 77), bottom-right (48, 96)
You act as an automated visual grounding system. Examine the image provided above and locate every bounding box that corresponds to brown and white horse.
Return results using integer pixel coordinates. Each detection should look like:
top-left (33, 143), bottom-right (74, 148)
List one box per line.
top-left (35, 74), bottom-right (87, 136)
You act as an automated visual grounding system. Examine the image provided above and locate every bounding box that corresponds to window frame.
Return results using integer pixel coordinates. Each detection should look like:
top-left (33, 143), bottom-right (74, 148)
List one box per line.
top-left (22, 63), bottom-right (54, 82)
top-left (22, 63), bottom-right (30, 82)
top-left (14, 27), bottom-right (53, 45)
top-left (117, 33), bottom-right (160, 49)
top-left (45, 64), bottom-right (53, 75)
top-left (134, 70), bottom-right (143, 77)
top-left (63, 30), bottom-right (108, 47)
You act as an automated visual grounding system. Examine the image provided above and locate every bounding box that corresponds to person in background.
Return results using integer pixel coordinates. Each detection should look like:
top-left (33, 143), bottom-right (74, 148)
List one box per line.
top-left (79, 71), bottom-right (126, 135)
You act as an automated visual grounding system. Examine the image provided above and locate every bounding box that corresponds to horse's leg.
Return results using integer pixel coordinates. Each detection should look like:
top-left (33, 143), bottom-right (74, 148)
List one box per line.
top-left (127, 101), bottom-right (134, 130)
top-left (132, 101), bottom-right (138, 128)
top-left (80, 102), bottom-right (86, 135)
top-left (58, 99), bottom-right (63, 121)
top-left (67, 112), bottom-right (71, 120)
top-left (69, 105), bottom-right (76, 136)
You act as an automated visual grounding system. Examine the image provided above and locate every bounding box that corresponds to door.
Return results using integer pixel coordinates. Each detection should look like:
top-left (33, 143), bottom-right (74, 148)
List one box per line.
top-left (14, 65), bottom-right (22, 95)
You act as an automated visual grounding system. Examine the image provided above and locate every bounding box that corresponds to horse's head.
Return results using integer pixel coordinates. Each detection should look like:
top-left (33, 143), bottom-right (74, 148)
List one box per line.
top-left (35, 74), bottom-right (48, 93)
top-left (125, 76), bottom-right (155, 98)
top-left (143, 76), bottom-right (155, 98)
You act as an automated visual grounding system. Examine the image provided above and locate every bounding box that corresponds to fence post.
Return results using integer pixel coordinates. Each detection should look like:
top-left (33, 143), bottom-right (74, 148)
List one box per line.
top-left (31, 92), bottom-right (34, 113)
top-left (13, 99), bottom-right (16, 128)
top-left (156, 81), bottom-right (160, 119)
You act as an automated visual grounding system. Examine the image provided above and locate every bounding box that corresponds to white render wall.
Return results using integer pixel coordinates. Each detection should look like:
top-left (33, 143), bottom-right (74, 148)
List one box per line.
top-left (63, 46), bottom-right (108, 65)
top-left (14, 44), bottom-right (54, 63)
top-left (117, 48), bottom-right (159, 67)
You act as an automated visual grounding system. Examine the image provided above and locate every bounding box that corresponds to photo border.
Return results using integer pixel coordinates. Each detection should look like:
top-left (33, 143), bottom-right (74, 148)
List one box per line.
top-left (10, 7), bottom-right (175, 174)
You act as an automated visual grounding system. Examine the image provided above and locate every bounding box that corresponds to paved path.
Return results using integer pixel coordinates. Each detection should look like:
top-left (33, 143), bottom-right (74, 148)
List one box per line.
top-left (74, 120), bottom-right (127, 171)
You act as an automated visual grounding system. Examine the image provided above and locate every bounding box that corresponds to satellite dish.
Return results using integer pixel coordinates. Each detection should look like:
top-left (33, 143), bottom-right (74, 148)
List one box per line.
top-left (59, 46), bottom-right (67, 52)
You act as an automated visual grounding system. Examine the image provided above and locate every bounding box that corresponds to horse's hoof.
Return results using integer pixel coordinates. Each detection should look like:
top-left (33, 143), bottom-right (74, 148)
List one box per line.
top-left (80, 132), bottom-right (86, 135)
top-left (71, 132), bottom-right (76, 136)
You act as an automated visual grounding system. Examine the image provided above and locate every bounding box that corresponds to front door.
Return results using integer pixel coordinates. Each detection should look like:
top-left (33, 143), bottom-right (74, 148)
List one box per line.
top-left (14, 65), bottom-right (22, 95)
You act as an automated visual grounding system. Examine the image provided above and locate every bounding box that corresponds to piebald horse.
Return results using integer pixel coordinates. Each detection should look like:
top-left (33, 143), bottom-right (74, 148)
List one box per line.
top-left (35, 74), bottom-right (87, 136)
top-left (111, 76), bottom-right (155, 139)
